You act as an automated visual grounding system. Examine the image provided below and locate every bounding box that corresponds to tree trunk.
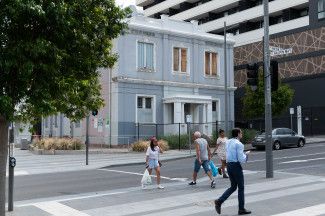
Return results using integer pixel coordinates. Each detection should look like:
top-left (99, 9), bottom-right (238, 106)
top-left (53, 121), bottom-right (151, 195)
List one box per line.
top-left (0, 116), bottom-right (8, 216)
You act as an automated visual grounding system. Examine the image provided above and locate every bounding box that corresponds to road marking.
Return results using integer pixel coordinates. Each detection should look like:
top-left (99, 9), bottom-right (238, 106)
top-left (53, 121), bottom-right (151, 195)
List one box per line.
top-left (84, 177), bottom-right (325, 216)
top-left (34, 201), bottom-right (90, 216)
top-left (270, 203), bottom-right (325, 216)
top-left (280, 157), bottom-right (325, 164)
top-left (98, 169), bottom-right (189, 182)
top-left (248, 151), bottom-right (325, 163)
top-left (6, 170), bottom-right (29, 177)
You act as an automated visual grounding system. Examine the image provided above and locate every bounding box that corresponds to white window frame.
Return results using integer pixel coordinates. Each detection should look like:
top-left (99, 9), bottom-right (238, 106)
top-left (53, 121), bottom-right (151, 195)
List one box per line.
top-left (211, 98), bottom-right (221, 122)
top-left (172, 44), bottom-right (190, 75)
top-left (135, 94), bottom-right (156, 123)
top-left (204, 49), bottom-right (220, 79)
top-left (136, 39), bottom-right (156, 73)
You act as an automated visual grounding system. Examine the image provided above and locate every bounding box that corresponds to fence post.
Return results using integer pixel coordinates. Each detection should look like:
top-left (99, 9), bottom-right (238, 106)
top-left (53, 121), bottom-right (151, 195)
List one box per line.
top-left (155, 123), bottom-right (158, 138)
top-left (137, 122), bottom-right (140, 141)
top-left (215, 121), bottom-right (218, 134)
top-left (178, 123), bottom-right (181, 151)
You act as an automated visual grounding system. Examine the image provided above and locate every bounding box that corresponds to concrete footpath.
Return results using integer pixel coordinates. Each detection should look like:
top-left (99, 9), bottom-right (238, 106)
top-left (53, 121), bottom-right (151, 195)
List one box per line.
top-left (7, 136), bottom-right (325, 176)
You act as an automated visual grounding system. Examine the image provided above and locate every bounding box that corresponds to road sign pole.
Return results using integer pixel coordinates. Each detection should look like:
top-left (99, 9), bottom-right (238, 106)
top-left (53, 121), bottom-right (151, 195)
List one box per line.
top-left (224, 21), bottom-right (229, 134)
top-left (85, 115), bottom-right (89, 165)
top-left (263, 0), bottom-right (273, 178)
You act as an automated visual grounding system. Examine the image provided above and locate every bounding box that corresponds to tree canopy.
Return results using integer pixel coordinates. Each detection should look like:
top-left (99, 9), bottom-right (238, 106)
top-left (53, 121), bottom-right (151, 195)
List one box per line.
top-left (243, 69), bottom-right (295, 119)
top-left (0, 0), bottom-right (130, 214)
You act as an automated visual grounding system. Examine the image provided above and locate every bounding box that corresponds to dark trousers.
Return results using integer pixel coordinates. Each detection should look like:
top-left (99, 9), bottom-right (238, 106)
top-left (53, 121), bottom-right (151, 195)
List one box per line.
top-left (218, 162), bottom-right (245, 210)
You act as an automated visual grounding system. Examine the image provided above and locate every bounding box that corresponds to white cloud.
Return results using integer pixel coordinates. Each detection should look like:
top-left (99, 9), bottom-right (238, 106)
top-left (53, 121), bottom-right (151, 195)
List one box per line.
top-left (115, 0), bottom-right (136, 7)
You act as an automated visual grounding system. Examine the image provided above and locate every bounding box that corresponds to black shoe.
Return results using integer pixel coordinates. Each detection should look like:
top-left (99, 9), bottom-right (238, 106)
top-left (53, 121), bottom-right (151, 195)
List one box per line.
top-left (211, 180), bottom-right (216, 188)
top-left (188, 181), bottom-right (196, 185)
top-left (238, 209), bottom-right (251, 215)
top-left (223, 174), bottom-right (229, 178)
top-left (214, 200), bottom-right (221, 214)
top-left (218, 168), bottom-right (222, 175)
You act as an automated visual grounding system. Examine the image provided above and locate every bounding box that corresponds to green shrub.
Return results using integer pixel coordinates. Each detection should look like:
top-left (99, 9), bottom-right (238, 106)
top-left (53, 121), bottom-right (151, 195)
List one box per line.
top-left (241, 129), bottom-right (258, 144)
top-left (131, 139), bottom-right (169, 152)
top-left (159, 134), bottom-right (189, 150)
top-left (33, 138), bottom-right (83, 150)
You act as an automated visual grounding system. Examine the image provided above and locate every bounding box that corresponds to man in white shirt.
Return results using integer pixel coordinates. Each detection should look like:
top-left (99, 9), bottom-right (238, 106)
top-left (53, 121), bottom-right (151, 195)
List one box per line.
top-left (214, 128), bottom-right (251, 215)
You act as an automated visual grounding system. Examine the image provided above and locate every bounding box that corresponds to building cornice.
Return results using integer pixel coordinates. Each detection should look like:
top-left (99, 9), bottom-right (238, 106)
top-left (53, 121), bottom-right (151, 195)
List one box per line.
top-left (112, 76), bottom-right (237, 91)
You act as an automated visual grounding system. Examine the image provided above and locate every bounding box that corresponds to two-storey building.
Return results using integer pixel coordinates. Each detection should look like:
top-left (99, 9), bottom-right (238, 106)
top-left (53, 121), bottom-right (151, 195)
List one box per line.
top-left (42, 9), bottom-right (235, 145)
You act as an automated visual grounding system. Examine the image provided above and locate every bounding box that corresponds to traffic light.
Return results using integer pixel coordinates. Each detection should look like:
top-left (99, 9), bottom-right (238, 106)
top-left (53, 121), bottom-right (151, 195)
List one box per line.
top-left (92, 110), bottom-right (98, 116)
top-left (246, 63), bottom-right (259, 90)
top-left (270, 60), bottom-right (279, 92)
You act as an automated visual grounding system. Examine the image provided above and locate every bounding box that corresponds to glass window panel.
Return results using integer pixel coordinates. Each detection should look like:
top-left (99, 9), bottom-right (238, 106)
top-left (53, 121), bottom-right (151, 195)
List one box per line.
top-left (173, 48), bottom-right (179, 71)
top-left (181, 48), bottom-right (187, 73)
top-left (205, 52), bottom-right (210, 75)
top-left (211, 53), bottom-right (217, 76)
top-left (137, 97), bottom-right (143, 108)
top-left (145, 98), bottom-right (152, 109)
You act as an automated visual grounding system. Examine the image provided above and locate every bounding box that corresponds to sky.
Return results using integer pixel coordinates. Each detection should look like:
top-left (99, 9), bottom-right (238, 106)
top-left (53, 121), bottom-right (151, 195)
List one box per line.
top-left (115, 0), bottom-right (136, 7)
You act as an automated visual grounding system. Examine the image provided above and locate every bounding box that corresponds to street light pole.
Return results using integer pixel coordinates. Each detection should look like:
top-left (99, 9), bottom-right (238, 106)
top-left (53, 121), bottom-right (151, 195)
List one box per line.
top-left (85, 115), bottom-right (89, 165)
top-left (224, 21), bottom-right (229, 134)
top-left (263, 0), bottom-right (274, 178)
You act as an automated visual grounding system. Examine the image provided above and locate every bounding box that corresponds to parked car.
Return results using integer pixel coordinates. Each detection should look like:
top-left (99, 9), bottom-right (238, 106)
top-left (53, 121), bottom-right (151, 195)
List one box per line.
top-left (251, 128), bottom-right (305, 150)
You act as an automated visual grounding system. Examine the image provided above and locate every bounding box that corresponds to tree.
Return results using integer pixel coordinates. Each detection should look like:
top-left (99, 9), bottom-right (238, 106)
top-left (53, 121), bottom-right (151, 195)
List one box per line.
top-left (243, 69), bottom-right (294, 119)
top-left (0, 0), bottom-right (130, 214)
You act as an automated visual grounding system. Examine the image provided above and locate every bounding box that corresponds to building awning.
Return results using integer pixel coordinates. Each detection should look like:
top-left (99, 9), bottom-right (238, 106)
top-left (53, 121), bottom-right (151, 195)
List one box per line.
top-left (163, 95), bottom-right (212, 104)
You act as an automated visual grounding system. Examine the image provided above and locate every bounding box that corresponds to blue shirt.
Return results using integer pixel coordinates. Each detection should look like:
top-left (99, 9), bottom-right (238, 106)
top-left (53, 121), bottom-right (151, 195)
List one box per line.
top-left (226, 138), bottom-right (247, 163)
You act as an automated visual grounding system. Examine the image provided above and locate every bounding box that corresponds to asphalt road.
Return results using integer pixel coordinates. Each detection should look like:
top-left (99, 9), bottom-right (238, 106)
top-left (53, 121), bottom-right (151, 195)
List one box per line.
top-left (9, 142), bottom-right (325, 202)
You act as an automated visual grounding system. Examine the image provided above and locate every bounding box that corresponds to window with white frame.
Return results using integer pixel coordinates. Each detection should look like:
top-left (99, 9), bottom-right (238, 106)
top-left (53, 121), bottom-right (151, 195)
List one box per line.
top-left (212, 101), bottom-right (219, 122)
top-left (318, 0), bottom-right (325, 19)
top-left (205, 51), bottom-right (218, 77)
top-left (137, 41), bottom-right (154, 72)
top-left (54, 115), bottom-right (58, 128)
top-left (45, 118), bottom-right (48, 128)
top-left (173, 47), bottom-right (188, 73)
top-left (137, 96), bottom-right (154, 123)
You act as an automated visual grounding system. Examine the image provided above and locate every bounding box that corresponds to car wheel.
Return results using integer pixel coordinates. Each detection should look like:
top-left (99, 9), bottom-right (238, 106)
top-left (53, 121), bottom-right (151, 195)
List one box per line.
top-left (297, 139), bottom-right (305, 148)
top-left (273, 141), bottom-right (281, 150)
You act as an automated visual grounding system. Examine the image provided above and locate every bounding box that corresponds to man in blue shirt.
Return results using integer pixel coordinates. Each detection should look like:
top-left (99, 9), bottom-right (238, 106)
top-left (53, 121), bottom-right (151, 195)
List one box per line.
top-left (214, 128), bottom-right (251, 215)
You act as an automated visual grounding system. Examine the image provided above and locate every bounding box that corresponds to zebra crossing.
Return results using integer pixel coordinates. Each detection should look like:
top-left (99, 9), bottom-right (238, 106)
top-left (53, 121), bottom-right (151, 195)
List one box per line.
top-left (10, 171), bottom-right (325, 216)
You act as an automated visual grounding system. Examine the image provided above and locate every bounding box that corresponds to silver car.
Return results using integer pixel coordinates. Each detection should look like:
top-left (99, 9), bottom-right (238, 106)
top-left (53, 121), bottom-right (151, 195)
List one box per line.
top-left (252, 128), bottom-right (306, 150)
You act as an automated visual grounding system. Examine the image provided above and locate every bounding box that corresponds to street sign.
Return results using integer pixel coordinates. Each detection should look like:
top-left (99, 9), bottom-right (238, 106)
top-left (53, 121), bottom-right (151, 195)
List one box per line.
top-left (290, 108), bottom-right (294, 115)
top-left (186, 115), bottom-right (192, 123)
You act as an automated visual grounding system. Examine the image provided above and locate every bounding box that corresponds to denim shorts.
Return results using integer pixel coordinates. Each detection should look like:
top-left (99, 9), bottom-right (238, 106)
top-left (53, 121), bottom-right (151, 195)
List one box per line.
top-left (148, 159), bottom-right (159, 169)
top-left (194, 159), bottom-right (210, 173)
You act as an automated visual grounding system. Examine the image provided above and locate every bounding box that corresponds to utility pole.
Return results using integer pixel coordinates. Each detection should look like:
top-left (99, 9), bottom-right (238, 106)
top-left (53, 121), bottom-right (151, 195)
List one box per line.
top-left (224, 21), bottom-right (229, 134)
top-left (263, 0), bottom-right (273, 178)
top-left (85, 115), bottom-right (89, 165)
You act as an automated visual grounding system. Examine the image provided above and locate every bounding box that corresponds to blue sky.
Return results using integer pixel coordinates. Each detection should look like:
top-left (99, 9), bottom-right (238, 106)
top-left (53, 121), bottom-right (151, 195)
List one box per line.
top-left (115, 0), bottom-right (136, 7)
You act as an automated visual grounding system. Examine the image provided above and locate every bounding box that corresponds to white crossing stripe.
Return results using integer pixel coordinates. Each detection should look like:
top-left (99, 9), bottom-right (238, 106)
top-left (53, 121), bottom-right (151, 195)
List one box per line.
top-left (84, 176), bottom-right (324, 216)
top-left (280, 157), bottom-right (325, 164)
top-left (271, 203), bottom-right (325, 216)
top-left (34, 201), bottom-right (90, 216)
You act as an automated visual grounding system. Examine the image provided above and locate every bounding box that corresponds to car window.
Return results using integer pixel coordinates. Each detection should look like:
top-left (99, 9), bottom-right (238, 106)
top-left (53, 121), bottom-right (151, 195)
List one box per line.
top-left (283, 128), bottom-right (292, 135)
top-left (276, 129), bottom-right (284, 135)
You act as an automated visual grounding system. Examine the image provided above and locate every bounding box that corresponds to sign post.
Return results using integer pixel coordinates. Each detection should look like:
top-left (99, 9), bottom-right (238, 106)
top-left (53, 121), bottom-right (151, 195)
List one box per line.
top-left (186, 115), bottom-right (192, 155)
top-left (290, 108), bottom-right (294, 130)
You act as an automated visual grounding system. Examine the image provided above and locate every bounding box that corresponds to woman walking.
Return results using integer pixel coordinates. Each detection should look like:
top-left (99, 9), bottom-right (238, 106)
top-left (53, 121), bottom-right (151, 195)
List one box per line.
top-left (145, 136), bottom-right (164, 189)
top-left (213, 129), bottom-right (229, 178)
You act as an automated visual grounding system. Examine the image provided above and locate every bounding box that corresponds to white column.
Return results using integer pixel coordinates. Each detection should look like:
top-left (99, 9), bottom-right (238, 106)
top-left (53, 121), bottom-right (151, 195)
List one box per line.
top-left (194, 104), bottom-right (200, 123)
top-left (174, 102), bottom-right (182, 124)
top-left (207, 102), bottom-right (213, 136)
top-left (297, 105), bottom-right (302, 135)
top-left (181, 103), bottom-right (185, 123)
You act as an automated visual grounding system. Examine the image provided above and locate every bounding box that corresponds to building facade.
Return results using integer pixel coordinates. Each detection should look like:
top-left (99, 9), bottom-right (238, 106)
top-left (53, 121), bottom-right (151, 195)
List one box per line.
top-left (138, 0), bottom-right (325, 135)
top-left (42, 10), bottom-right (235, 145)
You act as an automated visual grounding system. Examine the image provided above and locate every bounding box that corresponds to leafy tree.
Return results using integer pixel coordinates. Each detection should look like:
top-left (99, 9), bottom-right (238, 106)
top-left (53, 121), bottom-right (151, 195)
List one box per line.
top-left (0, 0), bottom-right (130, 213)
top-left (243, 69), bottom-right (294, 119)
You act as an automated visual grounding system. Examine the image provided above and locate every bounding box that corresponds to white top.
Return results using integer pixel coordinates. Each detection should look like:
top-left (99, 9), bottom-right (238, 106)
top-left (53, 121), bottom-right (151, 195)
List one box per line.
top-left (146, 146), bottom-right (160, 160)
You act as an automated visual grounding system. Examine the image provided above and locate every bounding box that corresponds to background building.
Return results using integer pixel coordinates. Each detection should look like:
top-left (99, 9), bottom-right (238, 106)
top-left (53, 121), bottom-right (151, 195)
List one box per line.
top-left (138, 0), bottom-right (325, 135)
top-left (43, 8), bottom-right (236, 145)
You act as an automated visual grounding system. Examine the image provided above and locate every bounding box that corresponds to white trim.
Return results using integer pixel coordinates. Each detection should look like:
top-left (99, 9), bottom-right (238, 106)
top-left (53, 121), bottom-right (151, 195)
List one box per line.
top-left (135, 94), bottom-right (156, 124)
top-left (114, 76), bottom-right (237, 91)
top-left (211, 98), bottom-right (221, 122)
top-left (203, 49), bottom-right (220, 79)
top-left (171, 44), bottom-right (190, 76)
top-left (136, 40), bottom-right (156, 73)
